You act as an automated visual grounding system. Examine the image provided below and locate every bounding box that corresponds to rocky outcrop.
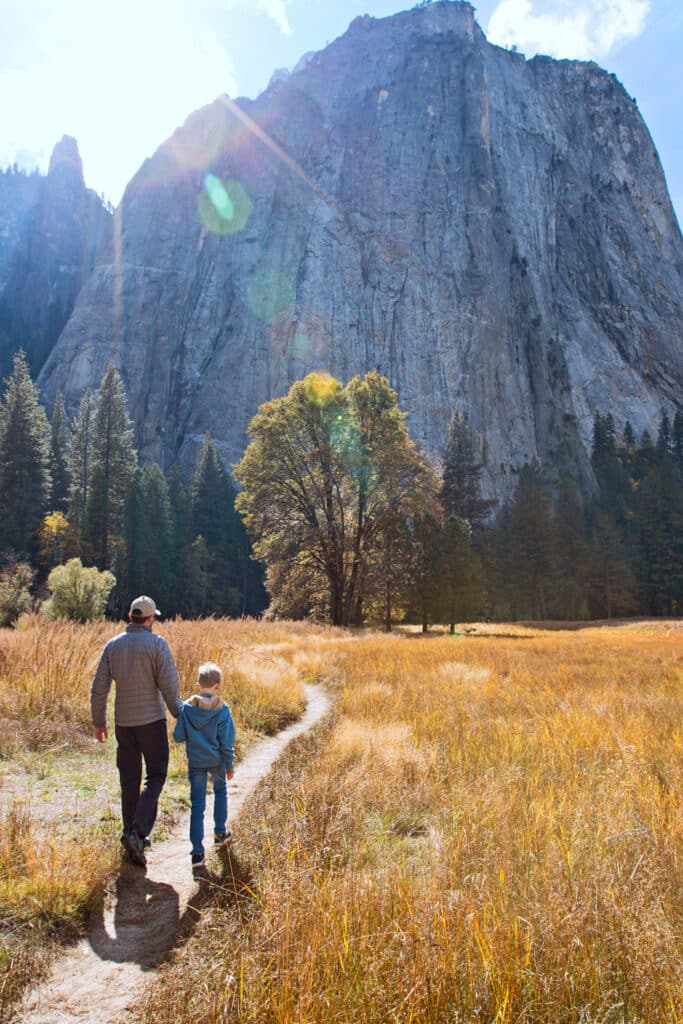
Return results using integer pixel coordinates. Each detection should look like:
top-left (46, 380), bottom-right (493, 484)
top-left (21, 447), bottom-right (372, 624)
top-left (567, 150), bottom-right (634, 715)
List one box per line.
top-left (0, 137), bottom-right (110, 376)
top-left (39, 2), bottom-right (682, 501)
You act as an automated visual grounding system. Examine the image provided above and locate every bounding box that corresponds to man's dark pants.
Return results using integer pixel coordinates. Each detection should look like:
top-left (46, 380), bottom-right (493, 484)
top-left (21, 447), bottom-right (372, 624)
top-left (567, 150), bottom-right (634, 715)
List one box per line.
top-left (115, 719), bottom-right (169, 839)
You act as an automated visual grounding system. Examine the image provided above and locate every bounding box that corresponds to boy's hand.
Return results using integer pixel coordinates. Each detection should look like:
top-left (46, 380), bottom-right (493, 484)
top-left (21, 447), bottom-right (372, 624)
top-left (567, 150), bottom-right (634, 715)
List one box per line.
top-left (227, 770), bottom-right (235, 781)
top-left (95, 726), bottom-right (108, 743)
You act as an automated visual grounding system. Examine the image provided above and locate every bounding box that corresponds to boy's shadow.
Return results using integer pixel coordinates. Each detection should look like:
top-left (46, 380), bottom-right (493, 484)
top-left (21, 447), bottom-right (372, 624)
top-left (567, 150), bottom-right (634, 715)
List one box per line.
top-left (88, 845), bottom-right (254, 969)
top-left (176, 843), bottom-right (256, 945)
top-left (89, 863), bottom-right (180, 969)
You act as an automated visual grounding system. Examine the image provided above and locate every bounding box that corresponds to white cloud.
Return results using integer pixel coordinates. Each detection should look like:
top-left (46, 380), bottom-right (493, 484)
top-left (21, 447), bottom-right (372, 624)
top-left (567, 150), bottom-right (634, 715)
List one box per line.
top-left (255, 0), bottom-right (294, 36)
top-left (0, 0), bottom-right (237, 203)
top-left (487, 0), bottom-right (651, 60)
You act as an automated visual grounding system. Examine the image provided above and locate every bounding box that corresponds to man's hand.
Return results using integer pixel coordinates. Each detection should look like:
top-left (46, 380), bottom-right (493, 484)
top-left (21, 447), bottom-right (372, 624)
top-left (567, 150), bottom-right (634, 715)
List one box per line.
top-left (95, 726), bottom-right (108, 743)
top-left (227, 770), bottom-right (235, 781)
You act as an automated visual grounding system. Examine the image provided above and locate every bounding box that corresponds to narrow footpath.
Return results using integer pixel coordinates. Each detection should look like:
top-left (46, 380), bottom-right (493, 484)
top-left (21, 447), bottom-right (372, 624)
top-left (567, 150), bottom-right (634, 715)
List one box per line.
top-left (15, 684), bottom-right (331, 1024)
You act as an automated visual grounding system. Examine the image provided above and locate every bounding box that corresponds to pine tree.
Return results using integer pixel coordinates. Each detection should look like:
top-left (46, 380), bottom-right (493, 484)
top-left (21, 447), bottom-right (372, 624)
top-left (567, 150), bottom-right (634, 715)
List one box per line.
top-left (67, 389), bottom-right (94, 549)
top-left (127, 464), bottom-right (174, 613)
top-left (656, 411), bottom-right (672, 462)
top-left (437, 515), bottom-right (484, 632)
top-left (552, 479), bottom-right (590, 619)
top-left (441, 410), bottom-right (494, 533)
top-left (0, 351), bottom-right (52, 556)
top-left (586, 511), bottom-right (637, 618)
top-left (83, 364), bottom-right (137, 568)
top-left (673, 411), bottom-right (683, 472)
top-left (191, 434), bottom-right (257, 616)
top-left (503, 465), bottom-right (555, 620)
top-left (167, 464), bottom-right (192, 616)
top-left (49, 391), bottom-right (70, 510)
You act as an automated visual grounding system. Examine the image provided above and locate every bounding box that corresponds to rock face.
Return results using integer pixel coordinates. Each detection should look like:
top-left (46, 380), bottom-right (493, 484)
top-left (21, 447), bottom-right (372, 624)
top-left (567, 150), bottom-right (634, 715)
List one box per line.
top-left (39, 2), bottom-right (682, 501)
top-left (0, 137), bottom-right (110, 376)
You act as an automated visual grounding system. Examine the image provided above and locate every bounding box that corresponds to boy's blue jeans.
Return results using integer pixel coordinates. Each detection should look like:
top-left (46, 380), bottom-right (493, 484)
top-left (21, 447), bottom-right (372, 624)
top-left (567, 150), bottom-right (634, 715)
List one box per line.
top-left (189, 766), bottom-right (227, 856)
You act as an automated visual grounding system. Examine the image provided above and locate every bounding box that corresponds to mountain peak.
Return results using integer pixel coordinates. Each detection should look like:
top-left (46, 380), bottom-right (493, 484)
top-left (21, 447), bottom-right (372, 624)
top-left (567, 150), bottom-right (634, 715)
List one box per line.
top-left (48, 135), bottom-right (84, 184)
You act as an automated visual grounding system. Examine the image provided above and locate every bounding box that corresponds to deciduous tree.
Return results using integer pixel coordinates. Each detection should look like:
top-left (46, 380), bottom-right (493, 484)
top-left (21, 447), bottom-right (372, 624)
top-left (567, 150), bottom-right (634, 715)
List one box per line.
top-left (235, 371), bottom-right (435, 626)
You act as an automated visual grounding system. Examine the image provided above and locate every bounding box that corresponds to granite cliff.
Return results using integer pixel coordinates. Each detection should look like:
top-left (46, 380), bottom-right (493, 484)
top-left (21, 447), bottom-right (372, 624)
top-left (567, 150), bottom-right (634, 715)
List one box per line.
top-left (0, 137), bottom-right (111, 377)
top-left (38, 1), bottom-right (682, 501)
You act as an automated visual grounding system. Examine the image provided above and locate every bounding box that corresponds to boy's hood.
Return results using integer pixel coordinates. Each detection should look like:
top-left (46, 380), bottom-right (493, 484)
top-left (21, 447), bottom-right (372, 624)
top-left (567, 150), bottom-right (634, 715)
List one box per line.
top-left (183, 692), bottom-right (225, 730)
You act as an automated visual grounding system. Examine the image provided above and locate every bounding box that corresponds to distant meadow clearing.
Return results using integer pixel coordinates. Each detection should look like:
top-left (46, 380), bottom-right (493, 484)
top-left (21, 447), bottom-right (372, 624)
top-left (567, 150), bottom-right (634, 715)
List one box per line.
top-left (0, 617), bottom-right (681, 1023)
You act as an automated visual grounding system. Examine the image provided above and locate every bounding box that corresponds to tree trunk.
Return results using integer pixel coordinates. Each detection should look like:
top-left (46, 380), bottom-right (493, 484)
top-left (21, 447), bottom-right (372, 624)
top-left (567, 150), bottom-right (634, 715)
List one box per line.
top-left (385, 582), bottom-right (392, 632)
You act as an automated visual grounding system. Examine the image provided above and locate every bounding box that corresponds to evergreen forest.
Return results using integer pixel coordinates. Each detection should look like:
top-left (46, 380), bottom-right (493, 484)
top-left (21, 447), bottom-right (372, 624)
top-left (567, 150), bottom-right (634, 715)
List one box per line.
top-left (0, 350), bottom-right (681, 625)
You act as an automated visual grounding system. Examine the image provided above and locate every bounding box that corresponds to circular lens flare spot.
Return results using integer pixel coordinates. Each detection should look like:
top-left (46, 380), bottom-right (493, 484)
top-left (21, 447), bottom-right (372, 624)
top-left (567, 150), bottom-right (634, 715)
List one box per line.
top-left (288, 333), bottom-right (312, 360)
top-left (248, 269), bottom-right (296, 325)
top-left (198, 176), bottom-right (252, 235)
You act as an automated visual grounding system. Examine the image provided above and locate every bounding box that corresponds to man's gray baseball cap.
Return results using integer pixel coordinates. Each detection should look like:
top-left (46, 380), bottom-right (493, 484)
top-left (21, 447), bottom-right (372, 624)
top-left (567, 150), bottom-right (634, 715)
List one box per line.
top-left (129, 595), bottom-right (161, 618)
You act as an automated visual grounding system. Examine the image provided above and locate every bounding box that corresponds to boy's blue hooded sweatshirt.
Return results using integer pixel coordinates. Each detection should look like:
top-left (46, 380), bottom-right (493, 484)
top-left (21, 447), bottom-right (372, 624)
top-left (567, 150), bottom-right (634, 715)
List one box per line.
top-left (173, 692), bottom-right (235, 771)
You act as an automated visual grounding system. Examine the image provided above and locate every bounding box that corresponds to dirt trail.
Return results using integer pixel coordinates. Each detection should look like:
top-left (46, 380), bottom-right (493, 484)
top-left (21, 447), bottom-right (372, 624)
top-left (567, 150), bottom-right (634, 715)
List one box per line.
top-left (15, 684), bottom-right (330, 1024)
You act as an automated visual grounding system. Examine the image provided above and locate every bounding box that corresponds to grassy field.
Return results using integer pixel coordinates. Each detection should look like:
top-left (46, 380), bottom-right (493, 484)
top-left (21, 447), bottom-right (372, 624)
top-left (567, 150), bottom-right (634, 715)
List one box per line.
top-left (139, 621), bottom-right (682, 1024)
top-left (0, 615), bottom-right (322, 1019)
top-left (0, 618), bottom-right (680, 1022)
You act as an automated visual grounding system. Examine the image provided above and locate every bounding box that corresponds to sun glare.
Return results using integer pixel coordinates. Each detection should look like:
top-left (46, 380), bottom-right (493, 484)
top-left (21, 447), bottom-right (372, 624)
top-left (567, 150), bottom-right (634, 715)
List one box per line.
top-left (0, 0), bottom-right (238, 203)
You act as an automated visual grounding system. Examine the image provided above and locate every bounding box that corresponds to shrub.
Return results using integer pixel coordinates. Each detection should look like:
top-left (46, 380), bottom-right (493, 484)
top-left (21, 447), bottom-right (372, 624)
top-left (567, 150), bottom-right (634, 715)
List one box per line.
top-left (0, 558), bottom-right (35, 627)
top-left (44, 558), bottom-right (115, 622)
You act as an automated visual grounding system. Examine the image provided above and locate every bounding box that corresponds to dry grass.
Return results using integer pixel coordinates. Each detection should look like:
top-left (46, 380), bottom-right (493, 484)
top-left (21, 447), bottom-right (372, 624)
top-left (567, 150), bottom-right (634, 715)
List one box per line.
top-left (0, 615), bottom-right (320, 755)
top-left (143, 622), bottom-right (682, 1024)
top-left (0, 615), bottom-right (328, 1021)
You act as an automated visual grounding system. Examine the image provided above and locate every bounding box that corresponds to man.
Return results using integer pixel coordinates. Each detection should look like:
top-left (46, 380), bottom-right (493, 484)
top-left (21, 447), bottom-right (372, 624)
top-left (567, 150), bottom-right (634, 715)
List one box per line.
top-left (91, 595), bottom-right (182, 867)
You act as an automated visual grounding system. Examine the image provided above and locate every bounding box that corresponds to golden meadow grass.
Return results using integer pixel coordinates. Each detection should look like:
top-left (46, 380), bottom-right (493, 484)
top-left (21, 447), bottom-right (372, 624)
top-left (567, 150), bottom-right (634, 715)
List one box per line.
top-left (0, 615), bottom-right (320, 1020)
top-left (143, 622), bottom-right (682, 1024)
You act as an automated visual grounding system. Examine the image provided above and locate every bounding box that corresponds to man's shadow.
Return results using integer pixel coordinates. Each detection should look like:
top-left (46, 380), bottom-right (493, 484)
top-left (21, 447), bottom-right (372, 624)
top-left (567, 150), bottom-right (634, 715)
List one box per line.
top-left (88, 862), bottom-right (180, 969)
top-left (88, 845), bottom-right (255, 969)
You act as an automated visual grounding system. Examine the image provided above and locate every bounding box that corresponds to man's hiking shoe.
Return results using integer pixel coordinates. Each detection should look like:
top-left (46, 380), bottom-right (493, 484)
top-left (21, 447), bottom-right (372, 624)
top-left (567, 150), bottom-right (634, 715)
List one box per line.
top-left (191, 852), bottom-right (205, 867)
top-left (124, 831), bottom-right (147, 867)
top-left (214, 830), bottom-right (233, 845)
top-left (121, 832), bottom-right (152, 850)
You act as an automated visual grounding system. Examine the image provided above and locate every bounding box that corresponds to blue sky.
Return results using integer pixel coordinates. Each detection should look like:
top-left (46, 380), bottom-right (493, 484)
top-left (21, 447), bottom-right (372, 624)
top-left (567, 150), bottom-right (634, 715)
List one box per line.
top-left (0, 0), bottom-right (680, 225)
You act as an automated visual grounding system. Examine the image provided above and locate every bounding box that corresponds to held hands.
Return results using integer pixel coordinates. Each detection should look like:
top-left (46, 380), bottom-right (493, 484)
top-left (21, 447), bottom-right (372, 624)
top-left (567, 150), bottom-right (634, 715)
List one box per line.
top-left (95, 726), bottom-right (108, 743)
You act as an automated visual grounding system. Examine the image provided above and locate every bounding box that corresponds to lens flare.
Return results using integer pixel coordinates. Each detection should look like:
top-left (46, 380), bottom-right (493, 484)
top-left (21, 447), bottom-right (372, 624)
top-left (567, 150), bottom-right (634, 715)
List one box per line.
top-left (198, 175), bottom-right (252, 235)
top-left (248, 269), bottom-right (296, 325)
top-left (304, 372), bottom-right (340, 407)
top-left (288, 333), bottom-right (312, 360)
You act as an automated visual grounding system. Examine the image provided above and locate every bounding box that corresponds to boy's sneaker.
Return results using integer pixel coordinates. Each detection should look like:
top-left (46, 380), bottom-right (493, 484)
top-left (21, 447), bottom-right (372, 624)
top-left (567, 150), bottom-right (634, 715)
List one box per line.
top-left (124, 830), bottom-right (147, 867)
top-left (214, 830), bottom-right (233, 845)
top-left (191, 852), bottom-right (205, 867)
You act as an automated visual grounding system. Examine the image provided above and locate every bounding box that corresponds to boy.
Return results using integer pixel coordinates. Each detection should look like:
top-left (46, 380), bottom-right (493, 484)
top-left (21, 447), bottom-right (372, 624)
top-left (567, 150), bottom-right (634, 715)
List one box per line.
top-left (173, 662), bottom-right (236, 867)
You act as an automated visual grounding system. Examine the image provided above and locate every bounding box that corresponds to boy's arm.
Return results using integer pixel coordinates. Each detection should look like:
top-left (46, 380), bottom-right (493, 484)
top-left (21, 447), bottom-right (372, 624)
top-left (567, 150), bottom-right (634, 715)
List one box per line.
top-left (91, 644), bottom-right (113, 736)
top-left (218, 708), bottom-right (236, 773)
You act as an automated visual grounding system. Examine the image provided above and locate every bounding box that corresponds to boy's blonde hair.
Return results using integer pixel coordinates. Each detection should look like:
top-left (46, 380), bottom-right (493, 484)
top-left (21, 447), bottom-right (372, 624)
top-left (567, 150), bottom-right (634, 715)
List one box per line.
top-left (197, 662), bottom-right (222, 689)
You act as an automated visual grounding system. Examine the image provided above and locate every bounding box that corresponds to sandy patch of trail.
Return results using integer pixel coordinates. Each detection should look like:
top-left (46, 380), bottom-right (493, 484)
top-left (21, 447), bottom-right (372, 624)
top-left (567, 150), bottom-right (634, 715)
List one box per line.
top-left (15, 684), bottom-right (330, 1024)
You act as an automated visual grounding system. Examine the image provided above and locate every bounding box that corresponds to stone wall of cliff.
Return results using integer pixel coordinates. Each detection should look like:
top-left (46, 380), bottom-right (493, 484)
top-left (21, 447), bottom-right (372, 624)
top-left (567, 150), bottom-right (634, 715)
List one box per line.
top-left (0, 137), bottom-right (111, 377)
top-left (38, 2), bottom-right (682, 501)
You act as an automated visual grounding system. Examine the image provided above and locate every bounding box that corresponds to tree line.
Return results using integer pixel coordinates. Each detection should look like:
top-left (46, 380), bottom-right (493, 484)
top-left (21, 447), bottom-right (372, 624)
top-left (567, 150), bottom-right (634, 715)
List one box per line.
top-left (0, 352), bottom-right (264, 621)
top-left (484, 410), bottom-right (683, 621)
top-left (234, 371), bottom-right (683, 626)
top-left (0, 351), bottom-right (680, 626)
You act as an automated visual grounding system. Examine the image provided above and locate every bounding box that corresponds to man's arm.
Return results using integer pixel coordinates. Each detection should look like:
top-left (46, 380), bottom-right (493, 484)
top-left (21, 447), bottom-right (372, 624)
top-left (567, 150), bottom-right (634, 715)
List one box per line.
top-left (155, 639), bottom-right (184, 717)
top-left (172, 708), bottom-right (187, 743)
top-left (91, 645), bottom-right (113, 738)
